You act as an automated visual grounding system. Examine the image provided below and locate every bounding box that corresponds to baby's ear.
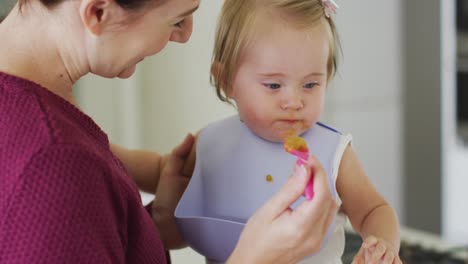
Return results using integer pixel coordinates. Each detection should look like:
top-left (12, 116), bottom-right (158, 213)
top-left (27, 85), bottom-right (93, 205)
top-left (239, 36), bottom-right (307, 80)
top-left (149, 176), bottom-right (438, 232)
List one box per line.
top-left (79, 0), bottom-right (125, 35)
top-left (211, 62), bottom-right (233, 98)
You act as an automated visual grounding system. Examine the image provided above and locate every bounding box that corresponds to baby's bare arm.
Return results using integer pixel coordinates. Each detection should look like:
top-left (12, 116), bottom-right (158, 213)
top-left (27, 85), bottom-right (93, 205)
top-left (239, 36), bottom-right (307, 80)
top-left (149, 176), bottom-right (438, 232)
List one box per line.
top-left (337, 145), bottom-right (400, 251)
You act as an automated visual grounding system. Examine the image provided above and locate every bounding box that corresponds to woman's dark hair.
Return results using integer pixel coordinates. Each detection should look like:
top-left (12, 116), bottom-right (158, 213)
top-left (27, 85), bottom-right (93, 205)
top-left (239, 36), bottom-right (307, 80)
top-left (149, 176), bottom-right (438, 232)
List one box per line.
top-left (18, 0), bottom-right (160, 11)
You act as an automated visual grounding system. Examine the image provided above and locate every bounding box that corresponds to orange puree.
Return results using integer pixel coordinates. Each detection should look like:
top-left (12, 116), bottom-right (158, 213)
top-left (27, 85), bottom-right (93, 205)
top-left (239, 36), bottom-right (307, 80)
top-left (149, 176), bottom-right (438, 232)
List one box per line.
top-left (283, 135), bottom-right (308, 153)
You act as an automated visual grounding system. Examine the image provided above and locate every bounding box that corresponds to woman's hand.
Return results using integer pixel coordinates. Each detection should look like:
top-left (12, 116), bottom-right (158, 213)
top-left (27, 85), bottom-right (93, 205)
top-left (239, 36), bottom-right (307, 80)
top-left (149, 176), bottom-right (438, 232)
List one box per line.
top-left (352, 236), bottom-right (402, 264)
top-left (151, 133), bottom-right (195, 250)
top-left (227, 155), bottom-right (338, 264)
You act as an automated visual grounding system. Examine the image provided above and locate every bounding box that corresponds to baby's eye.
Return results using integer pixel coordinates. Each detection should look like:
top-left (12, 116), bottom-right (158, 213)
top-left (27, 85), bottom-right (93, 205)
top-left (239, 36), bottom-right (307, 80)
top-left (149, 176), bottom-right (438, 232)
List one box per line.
top-left (304, 82), bottom-right (318, 89)
top-left (263, 83), bottom-right (281, 90)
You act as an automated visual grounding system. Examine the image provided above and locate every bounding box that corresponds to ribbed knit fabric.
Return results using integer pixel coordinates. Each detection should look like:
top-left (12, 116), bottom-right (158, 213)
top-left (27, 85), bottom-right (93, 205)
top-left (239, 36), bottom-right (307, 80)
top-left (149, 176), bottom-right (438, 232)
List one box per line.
top-left (0, 72), bottom-right (166, 263)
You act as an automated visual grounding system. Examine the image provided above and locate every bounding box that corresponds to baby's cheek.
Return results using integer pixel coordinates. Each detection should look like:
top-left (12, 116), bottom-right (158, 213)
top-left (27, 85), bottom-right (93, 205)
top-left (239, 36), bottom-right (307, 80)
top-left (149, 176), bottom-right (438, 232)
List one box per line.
top-left (241, 106), bottom-right (263, 124)
top-left (306, 112), bottom-right (321, 126)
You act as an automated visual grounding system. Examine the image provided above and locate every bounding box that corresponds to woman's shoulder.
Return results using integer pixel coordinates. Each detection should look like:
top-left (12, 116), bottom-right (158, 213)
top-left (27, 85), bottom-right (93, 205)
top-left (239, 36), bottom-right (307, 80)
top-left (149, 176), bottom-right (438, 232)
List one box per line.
top-left (5, 143), bottom-right (112, 190)
top-left (0, 143), bottom-right (135, 263)
top-left (1, 71), bottom-right (111, 161)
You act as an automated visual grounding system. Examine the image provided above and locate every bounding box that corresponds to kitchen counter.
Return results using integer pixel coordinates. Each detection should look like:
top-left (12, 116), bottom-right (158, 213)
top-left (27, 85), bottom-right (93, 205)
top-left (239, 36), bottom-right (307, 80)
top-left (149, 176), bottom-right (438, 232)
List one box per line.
top-left (343, 223), bottom-right (468, 263)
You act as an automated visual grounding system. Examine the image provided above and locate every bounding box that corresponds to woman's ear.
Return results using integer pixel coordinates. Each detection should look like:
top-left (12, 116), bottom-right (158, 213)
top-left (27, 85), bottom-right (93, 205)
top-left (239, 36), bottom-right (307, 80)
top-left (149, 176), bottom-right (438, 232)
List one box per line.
top-left (79, 0), bottom-right (114, 35)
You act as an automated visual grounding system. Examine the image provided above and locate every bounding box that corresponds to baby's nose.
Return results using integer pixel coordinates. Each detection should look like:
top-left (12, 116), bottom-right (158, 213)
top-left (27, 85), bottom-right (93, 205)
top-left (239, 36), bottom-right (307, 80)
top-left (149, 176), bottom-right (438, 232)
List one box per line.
top-left (280, 90), bottom-right (304, 111)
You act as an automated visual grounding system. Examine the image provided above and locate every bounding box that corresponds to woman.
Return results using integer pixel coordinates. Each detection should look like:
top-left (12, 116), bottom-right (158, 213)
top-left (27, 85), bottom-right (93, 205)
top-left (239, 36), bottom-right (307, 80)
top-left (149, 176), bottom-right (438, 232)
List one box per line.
top-left (0, 0), bottom-right (338, 263)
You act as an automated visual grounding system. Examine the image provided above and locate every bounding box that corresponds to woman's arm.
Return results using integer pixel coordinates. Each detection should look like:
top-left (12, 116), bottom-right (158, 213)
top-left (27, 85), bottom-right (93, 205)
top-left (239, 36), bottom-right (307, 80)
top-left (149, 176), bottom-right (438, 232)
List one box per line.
top-left (110, 133), bottom-right (195, 194)
top-left (110, 144), bottom-right (165, 193)
top-left (151, 133), bottom-right (197, 249)
top-left (5, 145), bottom-right (129, 262)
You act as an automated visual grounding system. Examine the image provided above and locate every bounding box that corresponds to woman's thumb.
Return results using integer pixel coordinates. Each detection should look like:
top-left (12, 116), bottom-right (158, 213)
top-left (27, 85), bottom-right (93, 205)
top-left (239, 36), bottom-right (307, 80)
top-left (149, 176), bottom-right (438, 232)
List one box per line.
top-left (172, 133), bottom-right (195, 158)
top-left (257, 163), bottom-right (311, 220)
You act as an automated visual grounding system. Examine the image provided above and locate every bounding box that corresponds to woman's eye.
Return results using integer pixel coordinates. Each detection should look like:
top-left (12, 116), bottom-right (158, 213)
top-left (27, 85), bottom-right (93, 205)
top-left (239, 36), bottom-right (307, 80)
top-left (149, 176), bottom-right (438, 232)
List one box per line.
top-left (263, 83), bottom-right (281, 90)
top-left (174, 19), bottom-right (185, 28)
top-left (304, 82), bottom-right (318, 89)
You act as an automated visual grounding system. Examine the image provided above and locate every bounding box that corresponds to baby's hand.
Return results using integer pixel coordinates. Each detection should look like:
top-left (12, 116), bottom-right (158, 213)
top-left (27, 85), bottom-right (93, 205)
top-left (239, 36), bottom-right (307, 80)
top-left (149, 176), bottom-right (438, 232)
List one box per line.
top-left (352, 235), bottom-right (402, 264)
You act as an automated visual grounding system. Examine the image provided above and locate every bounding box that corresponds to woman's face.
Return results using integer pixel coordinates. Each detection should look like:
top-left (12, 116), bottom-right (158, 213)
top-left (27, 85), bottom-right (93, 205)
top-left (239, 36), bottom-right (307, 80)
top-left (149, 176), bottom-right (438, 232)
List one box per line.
top-left (85, 0), bottom-right (200, 78)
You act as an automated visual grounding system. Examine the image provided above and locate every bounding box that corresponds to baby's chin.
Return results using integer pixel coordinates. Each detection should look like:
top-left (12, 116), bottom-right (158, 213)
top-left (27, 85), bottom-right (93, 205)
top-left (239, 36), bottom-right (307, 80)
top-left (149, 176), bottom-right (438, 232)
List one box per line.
top-left (245, 119), bottom-right (312, 142)
top-left (263, 136), bottom-right (285, 144)
top-left (279, 129), bottom-right (308, 141)
top-left (118, 65), bottom-right (137, 79)
top-left (273, 123), bottom-right (312, 141)
top-left (257, 130), bottom-right (300, 143)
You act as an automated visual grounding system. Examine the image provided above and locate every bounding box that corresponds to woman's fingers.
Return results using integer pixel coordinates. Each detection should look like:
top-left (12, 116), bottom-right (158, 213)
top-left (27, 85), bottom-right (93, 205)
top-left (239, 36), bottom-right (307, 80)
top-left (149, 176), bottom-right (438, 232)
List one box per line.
top-left (163, 133), bottom-right (195, 177)
top-left (152, 133), bottom-right (195, 249)
top-left (256, 162), bottom-right (311, 221)
top-left (294, 155), bottom-right (337, 225)
top-left (290, 155), bottom-right (338, 253)
top-left (229, 155), bottom-right (340, 264)
top-left (172, 133), bottom-right (195, 158)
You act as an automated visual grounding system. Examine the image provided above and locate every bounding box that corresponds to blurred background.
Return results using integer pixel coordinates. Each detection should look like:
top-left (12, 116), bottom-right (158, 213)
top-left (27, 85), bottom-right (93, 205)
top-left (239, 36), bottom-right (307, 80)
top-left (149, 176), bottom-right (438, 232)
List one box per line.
top-left (2, 0), bottom-right (468, 262)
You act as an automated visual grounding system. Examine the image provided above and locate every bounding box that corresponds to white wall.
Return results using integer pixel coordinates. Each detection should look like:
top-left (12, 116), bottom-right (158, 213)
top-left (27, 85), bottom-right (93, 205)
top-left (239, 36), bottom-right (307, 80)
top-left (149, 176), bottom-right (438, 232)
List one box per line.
top-left (77, 74), bottom-right (144, 148)
top-left (77, 0), bottom-right (404, 262)
top-left (137, 2), bottom-right (232, 154)
top-left (326, 0), bottom-right (403, 221)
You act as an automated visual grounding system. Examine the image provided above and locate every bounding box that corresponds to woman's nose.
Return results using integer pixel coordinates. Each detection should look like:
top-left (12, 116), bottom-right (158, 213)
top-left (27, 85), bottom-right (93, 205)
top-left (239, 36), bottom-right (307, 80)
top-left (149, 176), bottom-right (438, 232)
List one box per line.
top-left (169, 16), bottom-right (194, 43)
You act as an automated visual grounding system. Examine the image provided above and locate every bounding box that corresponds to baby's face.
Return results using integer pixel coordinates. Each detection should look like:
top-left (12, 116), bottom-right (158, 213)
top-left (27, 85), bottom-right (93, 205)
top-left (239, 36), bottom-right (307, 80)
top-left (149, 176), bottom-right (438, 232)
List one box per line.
top-left (229, 22), bottom-right (329, 143)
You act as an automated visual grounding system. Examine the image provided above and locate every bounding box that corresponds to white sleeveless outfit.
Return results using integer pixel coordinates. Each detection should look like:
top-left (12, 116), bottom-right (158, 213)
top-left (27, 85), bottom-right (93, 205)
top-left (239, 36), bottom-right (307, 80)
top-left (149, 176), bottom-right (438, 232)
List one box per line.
top-left (175, 116), bottom-right (352, 264)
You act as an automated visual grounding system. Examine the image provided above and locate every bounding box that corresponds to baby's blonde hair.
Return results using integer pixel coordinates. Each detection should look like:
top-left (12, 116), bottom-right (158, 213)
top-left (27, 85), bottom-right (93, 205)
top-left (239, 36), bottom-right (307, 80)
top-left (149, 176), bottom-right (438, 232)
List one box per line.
top-left (210, 0), bottom-right (340, 103)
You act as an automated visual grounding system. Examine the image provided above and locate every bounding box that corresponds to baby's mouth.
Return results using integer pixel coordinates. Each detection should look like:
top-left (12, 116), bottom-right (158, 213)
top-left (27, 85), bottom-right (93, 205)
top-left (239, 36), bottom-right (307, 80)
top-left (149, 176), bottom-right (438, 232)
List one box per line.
top-left (279, 119), bottom-right (304, 127)
top-left (277, 120), bottom-right (304, 136)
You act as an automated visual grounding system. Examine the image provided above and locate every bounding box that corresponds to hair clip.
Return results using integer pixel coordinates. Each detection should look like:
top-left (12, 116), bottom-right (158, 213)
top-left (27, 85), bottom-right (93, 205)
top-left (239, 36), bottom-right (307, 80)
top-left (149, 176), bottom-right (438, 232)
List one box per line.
top-left (321, 0), bottom-right (339, 18)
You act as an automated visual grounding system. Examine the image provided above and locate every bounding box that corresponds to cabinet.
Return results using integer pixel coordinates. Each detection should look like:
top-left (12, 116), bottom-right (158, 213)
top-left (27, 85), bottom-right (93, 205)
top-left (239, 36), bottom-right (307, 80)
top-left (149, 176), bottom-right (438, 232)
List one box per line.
top-left (457, 0), bottom-right (468, 144)
top-left (402, 1), bottom-right (467, 243)
top-left (441, 0), bottom-right (468, 244)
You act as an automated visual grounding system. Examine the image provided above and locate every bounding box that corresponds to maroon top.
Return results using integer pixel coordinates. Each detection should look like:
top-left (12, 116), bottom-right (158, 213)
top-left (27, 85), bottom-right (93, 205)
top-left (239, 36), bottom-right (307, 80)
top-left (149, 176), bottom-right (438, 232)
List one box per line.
top-left (0, 72), bottom-right (166, 263)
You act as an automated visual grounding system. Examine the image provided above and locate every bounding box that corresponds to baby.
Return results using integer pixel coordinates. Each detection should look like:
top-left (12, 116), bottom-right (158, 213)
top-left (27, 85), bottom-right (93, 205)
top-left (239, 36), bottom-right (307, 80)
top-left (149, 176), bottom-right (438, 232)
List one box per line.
top-left (177, 0), bottom-right (402, 263)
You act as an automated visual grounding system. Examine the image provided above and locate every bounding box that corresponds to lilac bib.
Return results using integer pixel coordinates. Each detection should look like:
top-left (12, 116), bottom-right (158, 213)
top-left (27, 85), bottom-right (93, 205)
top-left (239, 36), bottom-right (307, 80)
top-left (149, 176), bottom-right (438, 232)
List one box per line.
top-left (175, 116), bottom-right (342, 262)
